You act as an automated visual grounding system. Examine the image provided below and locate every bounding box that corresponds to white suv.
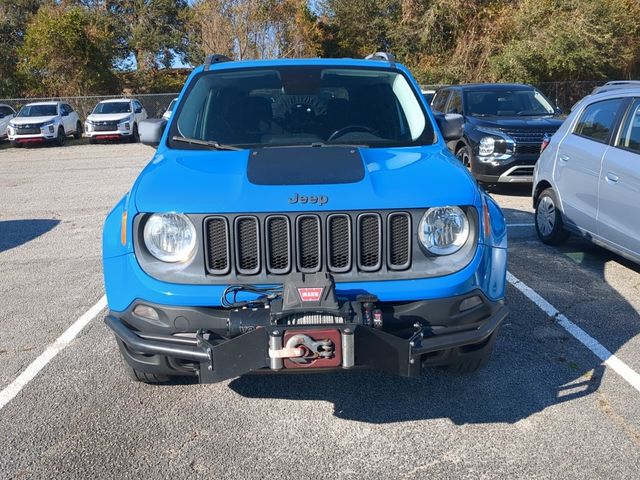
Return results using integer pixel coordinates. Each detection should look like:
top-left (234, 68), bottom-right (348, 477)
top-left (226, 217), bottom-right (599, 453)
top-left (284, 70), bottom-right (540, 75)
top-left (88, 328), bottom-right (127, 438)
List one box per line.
top-left (0, 104), bottom-right (17, 139)
top-left (533, 88), bottom-right (640, 264)
top-left (85, 98), bottom-right (147, 143)
top-left (7, 101), bottom-right (82, 146)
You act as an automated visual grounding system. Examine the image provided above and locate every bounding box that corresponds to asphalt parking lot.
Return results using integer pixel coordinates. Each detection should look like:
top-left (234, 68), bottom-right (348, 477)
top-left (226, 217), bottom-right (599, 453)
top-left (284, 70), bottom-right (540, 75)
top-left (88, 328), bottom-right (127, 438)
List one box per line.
top-left (1, 142), bottom-right (639, 479)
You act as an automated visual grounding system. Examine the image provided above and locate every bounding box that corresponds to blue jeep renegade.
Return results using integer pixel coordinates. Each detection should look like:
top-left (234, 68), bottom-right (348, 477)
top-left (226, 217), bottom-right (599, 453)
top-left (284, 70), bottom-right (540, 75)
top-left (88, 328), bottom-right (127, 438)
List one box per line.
top-left (102, 53), bottom-right (508, 384)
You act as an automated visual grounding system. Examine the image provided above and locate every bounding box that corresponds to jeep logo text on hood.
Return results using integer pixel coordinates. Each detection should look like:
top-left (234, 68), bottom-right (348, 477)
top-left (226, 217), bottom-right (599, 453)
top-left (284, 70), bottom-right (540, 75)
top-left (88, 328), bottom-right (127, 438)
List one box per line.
top-left (288, 193), bottom-right (328, 205)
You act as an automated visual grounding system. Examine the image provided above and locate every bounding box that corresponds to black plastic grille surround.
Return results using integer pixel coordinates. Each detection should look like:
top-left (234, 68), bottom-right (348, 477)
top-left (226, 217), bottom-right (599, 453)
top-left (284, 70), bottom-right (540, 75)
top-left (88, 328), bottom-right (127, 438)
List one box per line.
top-left (358, 214), bottom-right (382, 270)
top-left (204, 211), bottom-right (413, 277)
top-left (235, 217), bottom-right (260, 274)
top-left (15, 126), bottom-right (41, 134)
top-left (388, 213), bottom-right (411, 269)
top-left (92, 120), bottom-right (120, 132)
top-left (205, 217), bottom-right (230, 274)
top-left (327, 215), bottom-right (351, 272)
top-left (297, 215), bottom-right (321, 271)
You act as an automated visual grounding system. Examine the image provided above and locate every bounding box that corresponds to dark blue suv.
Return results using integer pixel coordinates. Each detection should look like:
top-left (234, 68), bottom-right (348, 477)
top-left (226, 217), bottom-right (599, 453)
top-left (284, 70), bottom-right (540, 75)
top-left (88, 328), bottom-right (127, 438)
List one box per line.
top-left (102, 53), bottom-right (508, 384)
top-left (431, 83), bottom-right (563, 185)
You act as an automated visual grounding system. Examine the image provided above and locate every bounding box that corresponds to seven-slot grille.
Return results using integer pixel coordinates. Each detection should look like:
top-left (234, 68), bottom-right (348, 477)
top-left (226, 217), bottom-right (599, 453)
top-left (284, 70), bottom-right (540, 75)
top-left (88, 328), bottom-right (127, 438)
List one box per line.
top-left (204, 212), bottom-right (412, 277)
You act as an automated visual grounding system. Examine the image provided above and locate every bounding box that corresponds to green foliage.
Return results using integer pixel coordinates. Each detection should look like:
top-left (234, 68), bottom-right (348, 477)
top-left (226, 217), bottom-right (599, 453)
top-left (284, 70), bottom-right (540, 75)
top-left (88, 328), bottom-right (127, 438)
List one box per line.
top-left (1, 0), bottom-right (639, 97)
top-left (18, 5), bottom-right (121, 96)
top-left (0, 0), bottom-right (41, 97)
top-left (490, 0), bottom-right (640, 83)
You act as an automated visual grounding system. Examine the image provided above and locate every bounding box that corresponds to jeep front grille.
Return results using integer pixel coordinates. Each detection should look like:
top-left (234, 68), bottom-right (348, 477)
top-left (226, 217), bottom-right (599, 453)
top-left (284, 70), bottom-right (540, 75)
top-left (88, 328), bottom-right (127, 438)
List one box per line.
top-left (203, 211), bottom-right (412, 277)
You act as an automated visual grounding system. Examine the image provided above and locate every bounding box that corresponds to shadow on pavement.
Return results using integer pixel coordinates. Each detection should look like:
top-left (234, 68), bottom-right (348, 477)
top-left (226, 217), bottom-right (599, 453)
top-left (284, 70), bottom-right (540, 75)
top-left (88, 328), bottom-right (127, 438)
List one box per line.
top-left (0, 219), bottom-right (60, 253)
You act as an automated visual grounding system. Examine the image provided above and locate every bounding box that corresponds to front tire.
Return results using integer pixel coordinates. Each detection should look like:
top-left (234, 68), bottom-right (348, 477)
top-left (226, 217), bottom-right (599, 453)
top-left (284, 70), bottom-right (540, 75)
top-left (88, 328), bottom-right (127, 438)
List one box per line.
top-left (535, 188), bottom-right (570, 245)
top-left (124, 364), bottom-right (171, 384)
top-left (130, 123), bottom-right (139, 143)
top-left (441, 330), bottom-right (497, 374)
top-left (456, 145), bottom-right (472, 170)
top-left (55, 127), bottom-right (66, 146)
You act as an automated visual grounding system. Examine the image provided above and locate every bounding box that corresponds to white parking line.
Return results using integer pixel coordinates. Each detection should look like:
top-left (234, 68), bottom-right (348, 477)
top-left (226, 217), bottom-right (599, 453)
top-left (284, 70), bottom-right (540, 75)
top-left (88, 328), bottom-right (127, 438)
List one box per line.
top-left (0, 295), bottom-right (107, 412)
top-left (507, 272), bottom-right (640, 392)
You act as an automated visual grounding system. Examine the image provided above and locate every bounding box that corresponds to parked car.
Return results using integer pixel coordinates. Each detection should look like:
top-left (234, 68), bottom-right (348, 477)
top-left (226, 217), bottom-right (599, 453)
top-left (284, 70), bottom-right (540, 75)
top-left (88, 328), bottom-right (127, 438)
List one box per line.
top-left (102, 53), bottom-right (508, 385)
top-left (431, 83), bottom-right (564, 185)
top-left (162, 98), bottom-right (178, 121)
top-left (7, 101), bottom-right (81, 147)
top-left (0, 103), bottom-right (16, 140)
top-left (0, 104), bottom-right (16, 139)
top-left (533, 87), bottom-right (640, 264)
top-left (85, 98), bottom-right (147, 144)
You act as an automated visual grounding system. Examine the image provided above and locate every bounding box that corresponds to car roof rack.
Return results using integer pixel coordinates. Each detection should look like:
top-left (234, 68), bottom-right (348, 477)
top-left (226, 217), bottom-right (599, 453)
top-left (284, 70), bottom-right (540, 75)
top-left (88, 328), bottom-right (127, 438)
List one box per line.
top-left (591, 80), bottom-right (640, 94)
top-left (204, 54), bottom-right (233, 70)
top-left (365, 52), bottom-right (396, 67)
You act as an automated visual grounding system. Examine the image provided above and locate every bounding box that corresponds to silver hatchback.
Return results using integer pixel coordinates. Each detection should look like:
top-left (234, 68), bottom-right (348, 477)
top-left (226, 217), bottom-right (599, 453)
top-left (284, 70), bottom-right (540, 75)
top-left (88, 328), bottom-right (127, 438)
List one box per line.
top-left (533, 88), bottom-right (640, 264)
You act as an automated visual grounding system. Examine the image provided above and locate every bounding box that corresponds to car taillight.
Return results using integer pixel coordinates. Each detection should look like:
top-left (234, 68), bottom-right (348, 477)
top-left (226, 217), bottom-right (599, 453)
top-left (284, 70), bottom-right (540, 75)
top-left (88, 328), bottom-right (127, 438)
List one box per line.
top-left (540, 134), bottom-right (551, 153)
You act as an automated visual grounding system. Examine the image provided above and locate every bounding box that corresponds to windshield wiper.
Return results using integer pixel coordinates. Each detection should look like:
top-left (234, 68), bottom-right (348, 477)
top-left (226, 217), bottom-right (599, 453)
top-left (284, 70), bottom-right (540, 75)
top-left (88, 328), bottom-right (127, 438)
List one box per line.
top-left (171, 136), bottom-right (242, 151)
top-left (262, 142), bottom-right (368, 149)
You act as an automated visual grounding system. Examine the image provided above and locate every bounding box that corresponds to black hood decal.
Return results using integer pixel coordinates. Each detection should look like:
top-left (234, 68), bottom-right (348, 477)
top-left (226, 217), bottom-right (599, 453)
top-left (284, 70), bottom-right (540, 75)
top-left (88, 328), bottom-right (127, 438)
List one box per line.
top-left (247, 146), bottom-right (365, 185)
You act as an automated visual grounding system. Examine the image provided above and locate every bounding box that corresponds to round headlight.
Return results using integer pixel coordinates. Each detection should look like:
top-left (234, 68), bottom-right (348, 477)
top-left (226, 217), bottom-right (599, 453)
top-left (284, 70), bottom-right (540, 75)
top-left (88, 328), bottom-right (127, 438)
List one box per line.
top-left (479, 136), bottom-right (495, 156)
top-left (418, 206), bottom-right (470, 255)
top-left (143, 212), bottom-right (196, 262)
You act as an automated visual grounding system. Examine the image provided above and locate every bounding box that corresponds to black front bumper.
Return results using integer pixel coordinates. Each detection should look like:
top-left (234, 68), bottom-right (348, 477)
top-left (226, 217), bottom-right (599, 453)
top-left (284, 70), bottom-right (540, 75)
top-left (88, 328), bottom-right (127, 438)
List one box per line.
top-left (472, 154), bottom-right (538, 184)
top-left (105, 291), bottom-right (508, 383)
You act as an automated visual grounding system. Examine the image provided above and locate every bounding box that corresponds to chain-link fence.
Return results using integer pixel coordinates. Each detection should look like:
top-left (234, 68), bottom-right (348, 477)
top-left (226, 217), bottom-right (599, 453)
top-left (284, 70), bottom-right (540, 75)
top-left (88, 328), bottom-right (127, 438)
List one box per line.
top-left (0, 93), bottom-right (179, 120)
top-left (0, 81), bottom-right (613, 120)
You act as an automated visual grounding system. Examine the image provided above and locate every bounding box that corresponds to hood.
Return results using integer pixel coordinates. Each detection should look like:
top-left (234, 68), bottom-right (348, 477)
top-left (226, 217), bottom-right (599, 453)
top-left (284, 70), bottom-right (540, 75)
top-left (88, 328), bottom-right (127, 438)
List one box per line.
top-left (134, 145), bottom-right (478, 213)
top-left (11, 115), bottom-right (57, 125)
top-left (87, 113), bottom-right (132, 123)
top-left (467, 115), bottom-right (563, 131)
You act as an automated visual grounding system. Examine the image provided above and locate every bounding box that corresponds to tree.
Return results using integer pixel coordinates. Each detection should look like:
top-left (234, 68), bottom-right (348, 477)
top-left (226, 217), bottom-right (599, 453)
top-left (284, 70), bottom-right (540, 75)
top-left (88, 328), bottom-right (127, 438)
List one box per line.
top-left (105, 0), bottom-right (190, 70)
top-left (186, 0), bottom-right (323, 64)
top-left (0, 0), bottom-right (41, 97)
top-left (18, 4), bottom-right (121, 96)
top-left (490, 0), bottom-right (640, 83)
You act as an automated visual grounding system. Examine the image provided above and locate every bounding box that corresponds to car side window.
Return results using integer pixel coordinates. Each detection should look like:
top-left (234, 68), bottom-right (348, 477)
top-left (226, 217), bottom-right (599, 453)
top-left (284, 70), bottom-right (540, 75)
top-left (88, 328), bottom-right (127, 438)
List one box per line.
top-left (573, 98), bottom-right (625, 143)
top-left (446, 91), bottom-right (463, 114)
top-left (0, 106), bottom-right (14, 116)
top-left (431, 90), bottom-right (450, 113)
top-left (616, 99), bottom-right (640, 154)
top-left (134, 101), bottom-right (143, 113)
top-left (64, 104), bottom-right (74, 112)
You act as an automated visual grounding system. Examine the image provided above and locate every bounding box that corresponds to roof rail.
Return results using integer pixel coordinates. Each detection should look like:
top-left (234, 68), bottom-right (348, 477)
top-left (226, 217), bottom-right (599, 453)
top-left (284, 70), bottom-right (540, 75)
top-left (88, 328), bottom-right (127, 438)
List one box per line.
top-left (365, 52), bottom-right (396, 67)
top-left (204, 54), bottom-right (233, 70)
top-left (591, 80), bottom-right (640, 95)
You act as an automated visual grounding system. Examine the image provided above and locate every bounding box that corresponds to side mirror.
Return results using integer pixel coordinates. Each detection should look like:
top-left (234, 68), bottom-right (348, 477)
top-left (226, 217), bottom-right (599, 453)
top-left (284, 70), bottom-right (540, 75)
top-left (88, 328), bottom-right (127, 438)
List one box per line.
top-left (0, 113), bottom-right (4, 119)
top-left (135, 107), bottom-right (142, 114)
top-left (434, 113), bottom-right (463, 142)
top-left (139, 119), bottom-right (167, 148)
top-left (61, 111), bottom-right (69, 117)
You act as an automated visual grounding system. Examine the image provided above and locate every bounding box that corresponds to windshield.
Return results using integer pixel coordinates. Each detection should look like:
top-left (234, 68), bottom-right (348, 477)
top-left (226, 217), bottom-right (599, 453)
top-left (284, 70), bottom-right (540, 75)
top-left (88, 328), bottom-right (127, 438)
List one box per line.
top-left (17, 104), bottom-right (57, 117)
top-left (93, 101), bottom-right (131, 114)
top-left (169, 66), bottom-right (432, 149)
top-left (465, 89), bottom-right (555, 117)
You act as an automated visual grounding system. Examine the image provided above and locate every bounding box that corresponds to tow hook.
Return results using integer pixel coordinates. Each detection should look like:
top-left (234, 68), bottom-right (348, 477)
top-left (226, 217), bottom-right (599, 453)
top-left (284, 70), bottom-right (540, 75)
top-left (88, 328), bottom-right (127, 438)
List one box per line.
top-left (268, 334), bottom-right (334, 364)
